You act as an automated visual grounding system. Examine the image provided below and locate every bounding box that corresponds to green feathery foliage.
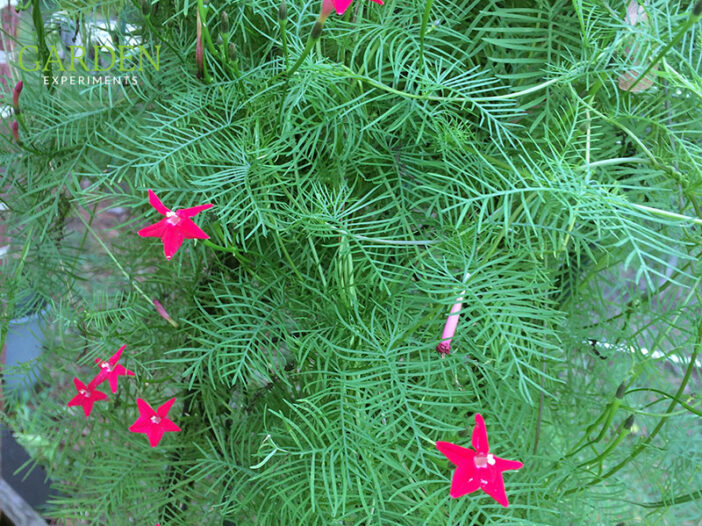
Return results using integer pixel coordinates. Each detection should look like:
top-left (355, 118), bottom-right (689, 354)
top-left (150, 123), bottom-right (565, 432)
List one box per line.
top-left (1, 0), bottom-right (701, 524)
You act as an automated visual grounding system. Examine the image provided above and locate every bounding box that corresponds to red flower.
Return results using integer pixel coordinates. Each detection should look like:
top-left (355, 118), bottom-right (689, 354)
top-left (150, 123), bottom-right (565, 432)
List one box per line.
top-left (128, 398), bottom-right (181, 447)
top-left (137, 189), bottom-right (213, 261)
top-left (67, 377), bottom-right (108, 418)
top-left (11, 121), bottom-right (19, 143)
top-left (436, 413), bottom-right (523, 507)
top-left (93, 344), bottom-right (135, 394)
top-left (321, 0), bottom-right (383, 17)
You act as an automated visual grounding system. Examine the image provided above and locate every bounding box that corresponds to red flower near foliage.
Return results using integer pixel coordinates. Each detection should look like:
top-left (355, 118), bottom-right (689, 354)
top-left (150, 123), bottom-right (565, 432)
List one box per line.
top-left (67, 377), bottom-right (108, 418)
top-left (129, 398), bottom-right (181, 447)
top-left (137, 189), bottom-right (213, 260)
top-left (321, 0), bottom-right (383, 17)
top-left (93, 344), bottom-right (135, 394)
top-left (436, 414), bottom-right (523, 507)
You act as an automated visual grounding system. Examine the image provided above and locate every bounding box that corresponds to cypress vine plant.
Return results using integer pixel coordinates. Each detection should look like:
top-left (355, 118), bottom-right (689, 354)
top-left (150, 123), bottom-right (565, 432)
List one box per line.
top-left (1, 0), bottom-right (701, 524)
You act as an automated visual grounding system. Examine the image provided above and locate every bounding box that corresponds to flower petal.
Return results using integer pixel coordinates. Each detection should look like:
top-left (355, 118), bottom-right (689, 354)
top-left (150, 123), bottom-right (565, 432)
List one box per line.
top-left (113, 364), bottom-right (135, 377)
top-left (92, 390), bottom-right (108, 402)
top-left (146, 426), bottom-right (166, 448)
top-left (161, 418), bottom-right (181, 432)
top-left (176, 216), bottom-right (209, 239)
top-left (436, 441), bottom-right (475, 466)
top-left (472, 413), bottom-right (490, 454)
top-left (82, 400), bottom-right (95, 418)
top-left (107, 374), bottom-right (119, 394)
top-left (129, 416), bottom-right (152, 433)
top-left (157, 397), bottom-right (177, 418)
top-left (162, 228), bottom-right (185, 260)
top-left (493, 456), bottom-right (523, 472)
top-left (178, 203), bottom-right (213, 217)
top-left (148, 189), bottom-right (170, 215)
top-left (449, 465), bottom-right (480, 498)
top-left (109, 344), bottom-right (126, 367)
top-left (90, 368), bottom-right (109, 388)
top-left (138, 219), bottom-right (168, 238)
top-left (136, 398), bottom-right (156, 417)
top-left (479, 468), bottom-right (510, 507)
top-left (332, 0), bottom-right (353, 14)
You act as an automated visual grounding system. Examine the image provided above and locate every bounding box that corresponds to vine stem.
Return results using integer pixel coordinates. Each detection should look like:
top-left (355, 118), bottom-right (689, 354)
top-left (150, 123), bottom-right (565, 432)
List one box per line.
top-left (418, 0), bottom-right (435, 70)
top-left (627, 8), bottom-right (702, 93)
top-left (564, 316), bottom-right (702, 495)
top-left (74, 210), bottom-right (153, 307)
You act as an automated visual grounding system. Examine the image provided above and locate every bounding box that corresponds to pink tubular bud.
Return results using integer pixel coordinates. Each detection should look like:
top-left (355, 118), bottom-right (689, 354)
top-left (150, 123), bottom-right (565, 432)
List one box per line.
top-left (436, 274), bottom-right (470, 356)
top-left (11, 121), bottom-right (20, 143)
top-left (153, 299), bottom-right (179, 328)
top-left (196, 10), bottom-right (204, 79)
top-left (12, 80), bottom-right (22, 114)
top-left (436, 298), bottom-right (463, 355)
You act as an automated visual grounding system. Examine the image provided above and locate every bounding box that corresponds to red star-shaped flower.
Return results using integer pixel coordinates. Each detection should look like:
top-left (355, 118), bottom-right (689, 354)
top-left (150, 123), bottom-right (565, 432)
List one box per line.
top-left (93, 344), bottom-right (135, 394)
top-left (67, 377), bottom-right (108, 418)
top-left (436, 413), bottom-right (523, 507)
top-left (128, 397), bottom-right (181, 448)
top-left (137, 189), bottom-right (213, 260)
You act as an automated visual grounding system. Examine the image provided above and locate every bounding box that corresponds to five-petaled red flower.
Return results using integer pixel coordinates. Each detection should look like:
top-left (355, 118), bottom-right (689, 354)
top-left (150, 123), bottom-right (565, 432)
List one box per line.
top-left (137, 189), bottom-right (213, 260)
top-left (67, 377), bottom-right (108, 418)
top-left (129, 397), bottom-right (181, 447)
top-left (436, 413), bottom-right (523, 507)
top-left (93, 344), bottom-right (135, 394)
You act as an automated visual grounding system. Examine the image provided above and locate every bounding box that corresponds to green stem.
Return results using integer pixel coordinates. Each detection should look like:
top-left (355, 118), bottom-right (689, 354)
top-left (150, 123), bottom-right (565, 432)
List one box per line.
top-left (31, 0), bottom-right (51, 91)
top-left (626, 387), bottom-right (702, 417)
top-left (74, 211), bottom-right (152, 306)
top-left (279, 20), bottom-right (290, 70)
top-left (627, 8), bottom-right (702, 93)
top-left (287, 20), bottom-right (325, 77)
top-left (0, 227), bottom-right (35, 354)
top-left (634, 488), bottom-right (702, 508)
top-left (576, 415), bottom-right (633, 469)
top-left (565, 320), bottom-right (702, 495)
top-left (418, 0), bottom-right (435, 70)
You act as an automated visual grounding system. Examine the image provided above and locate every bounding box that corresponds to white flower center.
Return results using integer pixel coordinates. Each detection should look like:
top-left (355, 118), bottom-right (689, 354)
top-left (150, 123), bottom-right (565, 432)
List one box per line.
top-left (151, 416), bottom-right (162, 424)
top-left (166, 211), bottom-right (181, 226)
top-left (79, 389), bottom-right (89, 397)
top-left (474, 453), bottom-right (494, 468)
top-left (100, 362), bottom-right (112, 372)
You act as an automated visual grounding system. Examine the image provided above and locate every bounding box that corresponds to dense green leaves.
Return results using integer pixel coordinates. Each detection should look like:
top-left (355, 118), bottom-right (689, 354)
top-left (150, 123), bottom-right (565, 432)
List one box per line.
top-left (1, 0), bottom-right (701, 524)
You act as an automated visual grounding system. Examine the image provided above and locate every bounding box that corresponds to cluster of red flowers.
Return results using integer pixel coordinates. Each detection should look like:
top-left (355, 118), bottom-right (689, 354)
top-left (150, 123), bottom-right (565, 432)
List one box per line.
top-left (63, 0), bottom-right (524, 502)
top-left (66, 345), bottom-right (181, 448)
top-left (66, 190), bottom-right (212, 450)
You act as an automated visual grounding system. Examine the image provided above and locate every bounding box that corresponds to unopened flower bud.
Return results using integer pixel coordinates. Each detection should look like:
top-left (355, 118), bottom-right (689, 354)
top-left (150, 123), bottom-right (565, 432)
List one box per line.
top-left (153, 299), bottom-right (179, 328)
top-left (196, 10), bottom-right (204, 79)
top-left (12, 80), bottom-right (23, 114)
top-left (695, 0), bottom-right (702, 17)
top-left (623, 415), bottom-right (634, 430)
top-left (11, 121), bottom-right (20, 143)
top-left (221, 11), bottom-right (229, 33)
top-left (615, 382), bottom-right (626, 399)
top-left (141, 0), bottom-right (151, 16)
top-left (436, 281), bottom-right (468, 356)
top-left (278, 0), bottom-right (287, 21)
top-left (228, 42), bottom-right (237, 62)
